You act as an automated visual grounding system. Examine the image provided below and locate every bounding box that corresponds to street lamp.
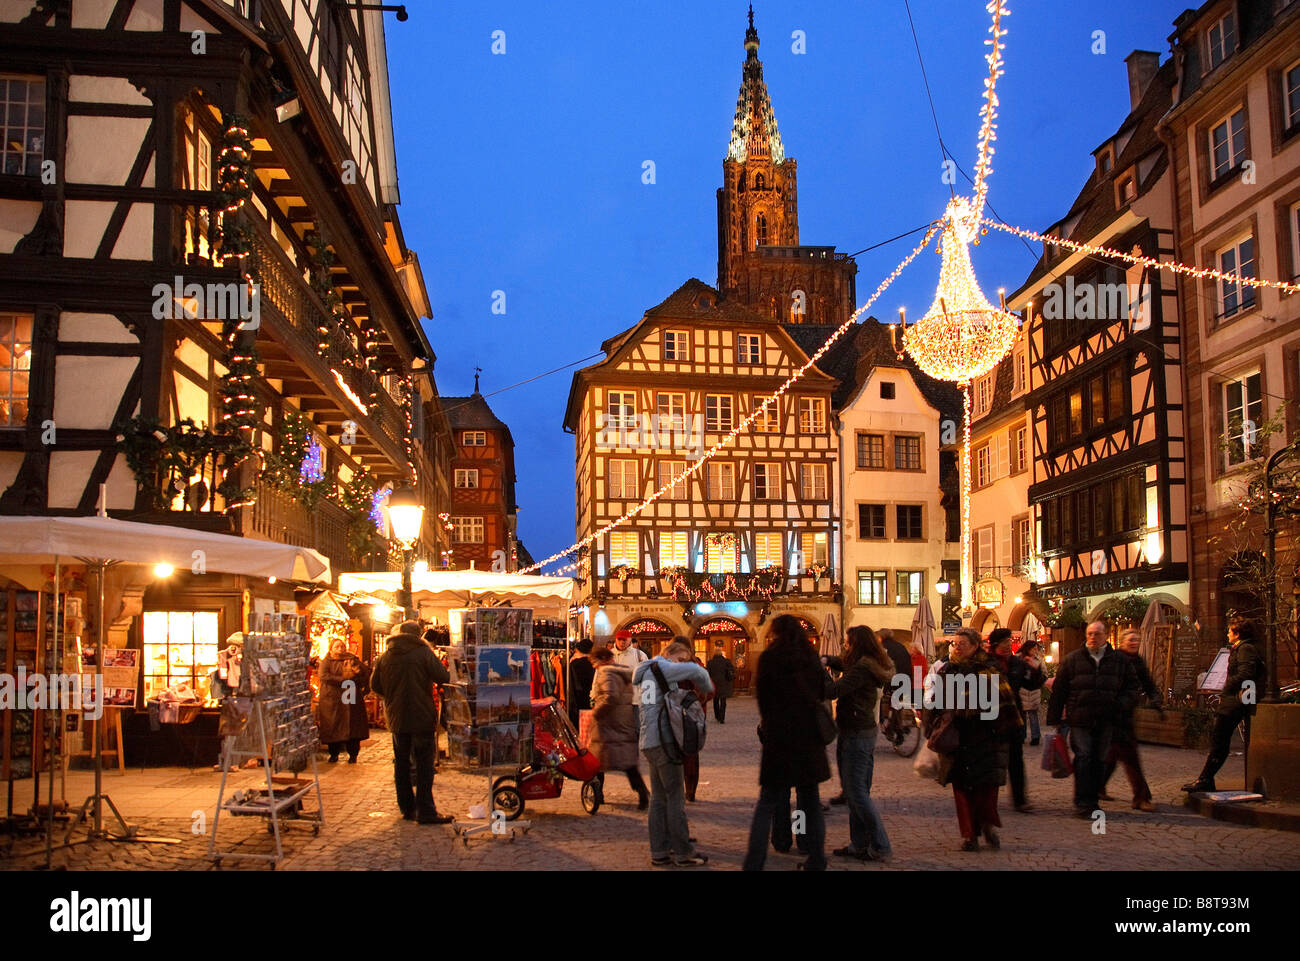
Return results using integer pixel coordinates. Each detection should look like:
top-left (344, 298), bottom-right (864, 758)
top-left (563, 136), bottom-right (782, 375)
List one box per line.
top-left (935, 576), bottom-right (951, 596)
top-left (387, 485), bottom-right (425, 619)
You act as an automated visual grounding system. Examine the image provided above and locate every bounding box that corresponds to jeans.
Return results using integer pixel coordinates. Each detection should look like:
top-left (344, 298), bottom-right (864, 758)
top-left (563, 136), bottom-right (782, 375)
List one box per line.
top-left (714, 697), bottom-right (727, 723)
top-left (392, 732), bottom-right (436, 818)
top-left (1202, 706), bottom-right (1252, 782)
top-left (1068, 724), bottom-right (1114, 811)
top-left (840, 734), bottom-right (891, 856)
top-left (770, 790), bottom-right (810, 854)
top-left (644, 745), bottom-right (694, 859)
top-left (1026, 708), bottom-right (1040, 742)
top-left (745, 782), bottom-right (826, 871)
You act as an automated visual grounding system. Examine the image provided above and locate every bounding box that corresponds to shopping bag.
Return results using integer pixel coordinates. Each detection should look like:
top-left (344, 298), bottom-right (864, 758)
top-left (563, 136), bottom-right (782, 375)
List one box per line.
top-left (577, 709), bottom-right (595, 749)
top-left (1042, 731), bottom-right (1073, 778)
top-left (913, 743), bottom-right (953, 784)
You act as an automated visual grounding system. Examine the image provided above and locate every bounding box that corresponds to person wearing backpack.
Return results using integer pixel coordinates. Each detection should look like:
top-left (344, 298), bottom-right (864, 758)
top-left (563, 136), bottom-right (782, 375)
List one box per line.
top-left (632, 639), bottom-right (714, 867)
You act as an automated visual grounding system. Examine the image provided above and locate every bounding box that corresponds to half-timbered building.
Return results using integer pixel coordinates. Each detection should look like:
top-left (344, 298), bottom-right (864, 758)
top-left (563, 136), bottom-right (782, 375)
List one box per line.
top-left (442, 386), bottom-right (519, 572)
top-left (1010, 50), bottom-right (1192, 627)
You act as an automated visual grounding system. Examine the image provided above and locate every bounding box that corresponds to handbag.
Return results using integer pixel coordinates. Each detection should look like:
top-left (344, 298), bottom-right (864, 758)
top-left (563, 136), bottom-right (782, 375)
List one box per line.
top-left (913, 743), bottom-right (953, 784)
top-left (815, 702), bottom-right (837, 745)
top-left (926, 711), bottom-right (960, 754)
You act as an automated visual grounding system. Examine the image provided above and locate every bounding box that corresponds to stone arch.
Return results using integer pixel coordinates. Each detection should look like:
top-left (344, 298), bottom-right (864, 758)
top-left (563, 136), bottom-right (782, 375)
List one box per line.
top-left (614, 616), bottom-right (678, 656)
top-left (970, 608), bottom-right (999, 636)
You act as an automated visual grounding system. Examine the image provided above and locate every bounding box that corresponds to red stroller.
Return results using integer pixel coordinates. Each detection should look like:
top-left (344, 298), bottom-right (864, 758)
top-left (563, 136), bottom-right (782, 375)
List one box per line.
top-left (490, 698), bottom-right (602, 820)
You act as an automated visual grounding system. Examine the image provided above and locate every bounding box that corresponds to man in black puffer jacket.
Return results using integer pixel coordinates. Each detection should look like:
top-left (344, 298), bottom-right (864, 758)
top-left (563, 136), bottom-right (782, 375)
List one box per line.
top-left (371, 620), bottom-right (451, 824)
top-left (1047, 621), bottom-right (1140, 818)
top-left (1183, 619), bottom-right (1267, 793)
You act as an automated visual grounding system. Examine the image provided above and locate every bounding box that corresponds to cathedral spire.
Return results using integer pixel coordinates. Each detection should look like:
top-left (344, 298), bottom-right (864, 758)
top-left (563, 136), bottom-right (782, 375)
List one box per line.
top-left (728, 7), bottom-right (784, 164)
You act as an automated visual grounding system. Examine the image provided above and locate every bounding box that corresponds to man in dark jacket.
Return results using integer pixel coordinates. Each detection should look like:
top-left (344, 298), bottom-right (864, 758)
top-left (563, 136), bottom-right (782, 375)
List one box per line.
top-left (1047, 621), bottom-right (1140, 817)
top-left (567, 639), bottom-right (596, 729)
top-left (989, 628), bottom-right (1045, 812)
top-left (371, 620), bottom-right (452, 824)
top-left (706, 643), bottom-right (735, 723)
top-left (1102, 630), bottom-right (1161, 810)
top-left (1183, 619), bottom-right (1267, 793)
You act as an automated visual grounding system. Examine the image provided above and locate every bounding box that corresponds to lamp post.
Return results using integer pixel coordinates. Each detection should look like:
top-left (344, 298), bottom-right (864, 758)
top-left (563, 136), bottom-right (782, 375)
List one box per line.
top-left (387, 485), bottom-right (425, 620)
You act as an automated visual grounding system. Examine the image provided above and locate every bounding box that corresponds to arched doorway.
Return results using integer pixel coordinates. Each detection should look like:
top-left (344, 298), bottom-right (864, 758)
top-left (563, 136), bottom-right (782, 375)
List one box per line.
top-left (970, 608), bottom-right (999, 637)
top-left (619, 617), bottom-right (676, 658)
top-left (694, 616), bottom-right (751, 692)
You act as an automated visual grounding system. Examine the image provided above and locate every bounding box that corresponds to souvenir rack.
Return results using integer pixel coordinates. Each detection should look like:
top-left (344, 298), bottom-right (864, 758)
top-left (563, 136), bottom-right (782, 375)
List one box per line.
top-left (208, 631), bottom-right (324, 868)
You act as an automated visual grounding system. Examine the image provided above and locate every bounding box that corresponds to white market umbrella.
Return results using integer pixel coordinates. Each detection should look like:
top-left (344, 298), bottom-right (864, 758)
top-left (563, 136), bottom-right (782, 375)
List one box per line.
top-left (819, 612), bottom-right (840, 657)
top-left (911, 596), bottom-right (937, 662)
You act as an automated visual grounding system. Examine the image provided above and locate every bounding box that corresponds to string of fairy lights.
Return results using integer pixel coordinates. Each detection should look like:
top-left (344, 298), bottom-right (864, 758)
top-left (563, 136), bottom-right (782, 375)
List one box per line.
top-left (520, 0), bottom-right (1300, 622)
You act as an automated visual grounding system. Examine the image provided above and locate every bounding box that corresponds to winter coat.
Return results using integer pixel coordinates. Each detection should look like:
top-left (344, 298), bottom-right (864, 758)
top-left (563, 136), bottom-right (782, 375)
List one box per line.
top-left (754, 645), bottom-right (832, 788)
top-left (370, 631), bottom-right (450, 734)
top-left (706, 653), bottom-right (735, 697)
top-left (569, 654), bottom-right (596, 712)
top-left (589, 664), bottom-right (638, 771)
top-left (826, 655), bottom-right (893, 737)
top-left (315, 652), bottom-right (370, 743)
top-left (1218, 640), bottom-right (1266, 716)
top-left (934, 650), bottom-right (1017, 791)
top-left (1046, 644), bottom-right (1139, 729)
top-left (1018, 654), bottom-right (1045, 711)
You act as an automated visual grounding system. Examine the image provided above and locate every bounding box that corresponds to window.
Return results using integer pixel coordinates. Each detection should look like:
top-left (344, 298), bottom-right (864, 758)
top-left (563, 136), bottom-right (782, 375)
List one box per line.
top-left (1291, 200), bottom-right (1300, 281)
top-left (453, 516), bottom-right (485, 543)
top-left (1223, 370), bottom-right (1263, 467)
top-left (0, 77), bottom-right (45, 176)
top-left (1013, 516), bottom-right (1032, 568)
top-left (858, 504), bottom-right (886, 539)
top-left (705, 394), bottom-right (733, 432)
top-left (896, 505), bottom-right (923, 540)
top-left (755, 532), bottom-right (784, 569)
top-left (322, 4), bottom-right (346, 87)
top-left (880, 381), bottom-right (896, 400)
top-left (706, 532), bottom-right (738, 573)
top-left (656, 392), bottom-right (685, 433)
top-left (663, 329), bottom-right (689, 361)
top-left (1217, 237), bottom-right (1256, 319)
top-left (756, 213), bottom-right (768, 246)
top-left (737, 333), bottom-right (761, 364)
top-left (1108, 364), bottom-right (1125, 420)
top-left (1013, 349), bottom-right (1027, 395)
top-left (857, 433), bottom-right (885, 469)
top-left (607, 531), bottom-right (639, 568)
top-left (753, 462), bottom-right (782, 500)
top-left (1286, 61), bottom-right (1300, 132)
top-left (798, 397), bottom-right (826, 433)
top-left (659, 531), bottom-right (689, 569)
top-left (800, 463), bottom-right (828, 500)
top-left (180, 107), bottom-right (214, 261)
top-left (1089, 375), bottom-right (1106, 427)
top-left (1206, 11), bottom-right (1236, 70)
top-left (605, 390), bottom-right (636, 430)
top-left (896, 571), bottom-right (923, 606)
top-left (975, 526), bottom-right (994, 575)
top-left (143, 611), bottom-right (220, 701)
top-left (608, 459), bottom-right (638, 499)
top-left (1013, 426), bottom-right (1028, 473)
top-left (975, 443), bottom-right (991, 488)
top-left (0, 313), bottom-right (33, 428)
top-left (658, 460), bottom-right (687, 500)
top-left (707, 461), bottom-right (735, 500)
top-left (462, 430), bottom-right (486, 447)
top-left (1069, 387), bottom-right (1084, 435)
top-left (974, 373), bottom-right (993, 416)
top-left (800, 531), bottom-right (829, 568)
top-left (858, 571), bottom-right (888, 606)
top-left (894, 435), bottom-right (922, 471)
top-left (454, 468), bottom-right (479, 489)
top-left (1209, 109), bottom-right (1247, 181)
top-left (752, 395), bottom-right (779, 432)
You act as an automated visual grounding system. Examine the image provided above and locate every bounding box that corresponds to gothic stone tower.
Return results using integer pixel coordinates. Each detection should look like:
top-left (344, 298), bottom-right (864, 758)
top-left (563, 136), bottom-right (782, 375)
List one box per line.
top-left (716, 8), bottom-right (857, 326)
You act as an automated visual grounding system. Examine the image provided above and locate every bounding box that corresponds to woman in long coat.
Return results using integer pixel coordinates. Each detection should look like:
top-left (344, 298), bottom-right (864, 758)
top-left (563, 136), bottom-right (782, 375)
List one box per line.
top-left (588, 646), bottom-right (649, 808)
top-left (743, 614), bottom-right (831, 871)
top-left (316, 637), bottom-right (371, 763)
top-left (929, 628), bottom-right (1021, 850)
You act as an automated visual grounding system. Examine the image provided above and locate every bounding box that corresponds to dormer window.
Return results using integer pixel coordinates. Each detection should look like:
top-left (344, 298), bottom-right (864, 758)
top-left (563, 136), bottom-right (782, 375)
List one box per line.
top-left (1206, 11), bottom-right (1236, 71)
top-left (1118, 176), bottom-right (1137, 203)
top-left (1097, 150), bottom-right (1113, 176)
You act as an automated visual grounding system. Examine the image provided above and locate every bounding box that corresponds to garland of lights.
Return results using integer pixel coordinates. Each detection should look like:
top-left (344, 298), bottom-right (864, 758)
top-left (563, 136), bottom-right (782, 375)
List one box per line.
top-left (970, 0), bottom-right (1010, 225)
top-left (518, 222), bottom-right (941, 575)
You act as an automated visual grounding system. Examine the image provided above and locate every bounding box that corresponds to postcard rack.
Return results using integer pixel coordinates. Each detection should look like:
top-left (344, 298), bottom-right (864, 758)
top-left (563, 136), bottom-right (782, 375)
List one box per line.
top-left (208, 632), bottom-right (324, 869)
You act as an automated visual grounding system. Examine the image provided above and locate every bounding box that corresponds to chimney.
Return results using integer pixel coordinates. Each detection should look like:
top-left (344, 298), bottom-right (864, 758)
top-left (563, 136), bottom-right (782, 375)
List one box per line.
top-left (1124, 50), bottom-right (1160, 110)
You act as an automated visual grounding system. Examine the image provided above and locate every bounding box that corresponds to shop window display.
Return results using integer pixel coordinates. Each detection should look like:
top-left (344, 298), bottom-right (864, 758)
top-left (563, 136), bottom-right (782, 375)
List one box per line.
top-left (143, 611), bottom-right (220, 701)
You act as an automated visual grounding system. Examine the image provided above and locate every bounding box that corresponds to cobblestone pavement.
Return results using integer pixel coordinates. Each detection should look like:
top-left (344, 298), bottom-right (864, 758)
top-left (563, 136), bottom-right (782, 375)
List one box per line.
top-left (2, 697), bottom-right (1297, 871)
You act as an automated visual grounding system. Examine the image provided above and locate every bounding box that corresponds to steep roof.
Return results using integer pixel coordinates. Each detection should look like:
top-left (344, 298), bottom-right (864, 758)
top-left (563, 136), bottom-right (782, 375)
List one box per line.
top-left (441, 393), bottom-right (513, 440)
top-left (726, 8), bottom-right (786, 164)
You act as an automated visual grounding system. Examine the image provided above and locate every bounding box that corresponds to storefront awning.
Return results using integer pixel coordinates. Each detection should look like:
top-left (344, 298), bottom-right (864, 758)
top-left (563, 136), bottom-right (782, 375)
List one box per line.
top-left (337, 569), bottom-right (573, 609)
top-left (0, 515), bottom-right (331, 583)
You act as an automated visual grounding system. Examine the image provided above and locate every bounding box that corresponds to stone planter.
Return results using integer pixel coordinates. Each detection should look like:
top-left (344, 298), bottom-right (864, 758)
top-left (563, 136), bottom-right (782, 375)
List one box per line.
top-left (1245, 703), bottom-right (1300, 801)
top-left (1132, 706), bottom-right (1213, 750)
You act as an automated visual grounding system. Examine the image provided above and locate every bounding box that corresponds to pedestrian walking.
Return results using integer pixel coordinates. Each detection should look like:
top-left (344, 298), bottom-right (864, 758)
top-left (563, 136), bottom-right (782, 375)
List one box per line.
top-left (823, 625), bottom-right (895, 862)
top-left (316, 637), bottom-right (370, 763)
top-left (1018, 640), bottom-right (1044, 745)
top-left (988, 627), bottom-right (1044, 812)
top-left (632, 639), bottom-right (713, 866)
top-left (611, 629), bottom-right (648, 671)
top-left (1101, 630), bottom-right (1160, 810)
top-left (1183, 618), bottom-right (1267, 793)
top-left (706, 642), bottom-right (735, 723)
top-left (743, 614), bottom-right (831, 872)
top-left (588, 645), bottom-right (650, 809)
top-left (927, 627), bottom-right (1020, 851)
top-left (681, 646), bottom-right (713, 802)
top-left (1047, 620), bottom-right (1140, 818)
top-left (370, 620), bottom-right (453, 824)
top-left (568, 638), bottom-right (596, 729)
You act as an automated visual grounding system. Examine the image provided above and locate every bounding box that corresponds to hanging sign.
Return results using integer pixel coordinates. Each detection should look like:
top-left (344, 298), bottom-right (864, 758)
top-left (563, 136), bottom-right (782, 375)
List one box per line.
top-left (974, 575), bottom-right (1004, 609)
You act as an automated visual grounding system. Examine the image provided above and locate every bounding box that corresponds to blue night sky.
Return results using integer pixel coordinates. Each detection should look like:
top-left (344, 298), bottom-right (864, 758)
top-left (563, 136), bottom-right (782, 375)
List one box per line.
top-left (385, 1), bottom-right (1181, 567)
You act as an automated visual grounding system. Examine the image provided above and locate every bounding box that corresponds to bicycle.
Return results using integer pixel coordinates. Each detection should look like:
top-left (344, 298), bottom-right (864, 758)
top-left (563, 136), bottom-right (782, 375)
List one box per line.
top-left (880, 700), bottom-right (921, 757)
